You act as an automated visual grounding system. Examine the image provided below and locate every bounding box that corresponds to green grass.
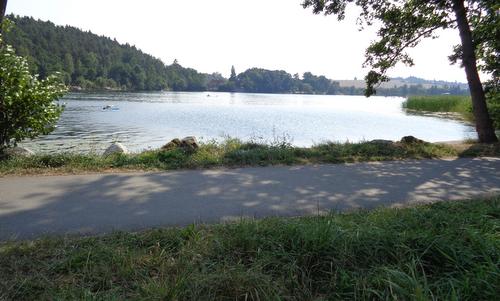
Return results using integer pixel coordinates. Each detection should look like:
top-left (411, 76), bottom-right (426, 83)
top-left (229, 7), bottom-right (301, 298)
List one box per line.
top-left (403, 95), bottom-right (472, 118)
top-left (403, 94), bottom-right (500, 130)
top-left (1, 198), bottom-right (499, 300)
top-left (0, 138), bottom-right (468, 175)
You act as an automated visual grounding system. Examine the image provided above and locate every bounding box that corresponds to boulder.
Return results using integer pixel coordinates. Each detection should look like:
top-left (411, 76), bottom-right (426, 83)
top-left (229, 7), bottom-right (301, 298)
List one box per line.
top-left (161, 137), bottom-right (199, 152)
top-left (161, 138), bottom-right (182, 150)
top-left (400, 136), bottom-right (425, 144)
top-left (103, 143), bottom-right (128, 156)
top-left (3, 146), bottom-right (35, 157)
top-left (180, 136), bottom-right (199, 152)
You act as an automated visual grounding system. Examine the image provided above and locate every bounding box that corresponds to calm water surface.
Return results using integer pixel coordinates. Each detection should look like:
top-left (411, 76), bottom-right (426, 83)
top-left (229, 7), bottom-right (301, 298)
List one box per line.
top-left (21, 92), bottom-right (476, 153)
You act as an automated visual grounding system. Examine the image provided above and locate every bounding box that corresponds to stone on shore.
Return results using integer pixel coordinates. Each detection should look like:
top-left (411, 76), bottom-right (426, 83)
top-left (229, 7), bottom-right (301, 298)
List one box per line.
top-left (400, 136), bottom-right (425, 144)
top-left (161, 138), bottom-right (182, 150)
top-left (162, 137), bottom-right (199, 152)
top-left (3, 146), bottom-right (35, 157)
top-left (180, 136), bottom-right (199, 151)
top-left (103, 143), bottom-right (128, 156)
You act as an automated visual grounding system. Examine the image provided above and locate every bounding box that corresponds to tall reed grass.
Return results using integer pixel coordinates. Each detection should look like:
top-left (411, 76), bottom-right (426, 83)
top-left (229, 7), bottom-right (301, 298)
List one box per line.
top-left (403, 95), bottom-right (472, 116)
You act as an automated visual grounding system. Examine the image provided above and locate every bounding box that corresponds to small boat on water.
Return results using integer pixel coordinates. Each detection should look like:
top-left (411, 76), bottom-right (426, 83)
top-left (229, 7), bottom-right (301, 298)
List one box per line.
top-left (102, 105), bottom-right (119, 111)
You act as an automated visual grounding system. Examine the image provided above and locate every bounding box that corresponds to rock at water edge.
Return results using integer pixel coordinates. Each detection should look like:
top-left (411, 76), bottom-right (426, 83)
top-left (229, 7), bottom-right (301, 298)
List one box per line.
top-left (103, 143), bottom-right (129, 156)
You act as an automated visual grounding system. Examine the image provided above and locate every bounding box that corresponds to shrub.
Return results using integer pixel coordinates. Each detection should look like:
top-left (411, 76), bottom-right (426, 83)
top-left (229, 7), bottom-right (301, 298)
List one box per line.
top-left (0, 29), bottom-right (67, 150)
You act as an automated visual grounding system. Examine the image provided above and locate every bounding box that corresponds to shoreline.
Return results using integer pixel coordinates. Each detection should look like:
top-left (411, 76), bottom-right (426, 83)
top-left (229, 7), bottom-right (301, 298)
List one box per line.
top-left (2, 139), bottom-right (499, 177)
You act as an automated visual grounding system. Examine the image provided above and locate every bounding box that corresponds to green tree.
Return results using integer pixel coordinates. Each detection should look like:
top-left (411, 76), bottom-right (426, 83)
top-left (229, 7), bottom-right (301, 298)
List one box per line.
top-left (303, 0), bottom-right (498, 143)
top-left (83, 52), bottom-right (99, 80)
top-left (131, 65), bottom-right (146, 90)
top-left (229, 65), bottom-right (237, 81)
top-left (303, 72), bottom-right (333, 94)
top-left (62, 53), bottom-right (74, 84)
top-left (0, 32), bottom-right (67, 149)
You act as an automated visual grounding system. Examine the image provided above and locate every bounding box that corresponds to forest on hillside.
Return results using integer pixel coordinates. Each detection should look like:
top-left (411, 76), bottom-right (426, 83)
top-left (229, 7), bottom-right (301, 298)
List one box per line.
top-left (4, 15), bottom-right (207, 91)
top-left (4, 15), bottom-right (469, 96)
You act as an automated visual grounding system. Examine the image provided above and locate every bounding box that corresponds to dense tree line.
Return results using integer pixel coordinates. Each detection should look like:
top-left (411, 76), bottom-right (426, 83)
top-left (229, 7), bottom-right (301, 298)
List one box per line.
top-left (4, 15), bottom-right (208, 91)
top-left (218, 68), bottom-right (467, 96)
top-left (5, 15), bottom-right (469, 96)
top-left (217, 68), bottom-right (346, 95)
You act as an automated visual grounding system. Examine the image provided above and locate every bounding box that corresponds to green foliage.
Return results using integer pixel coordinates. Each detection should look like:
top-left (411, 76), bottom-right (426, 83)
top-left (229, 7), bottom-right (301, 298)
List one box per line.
top-left (303, 0), bottom-right (497, 97)
top-left (218, 68), bottom-right (466, 96)
top-left (485, 82), bottom-right (500, 129)
top-left (234, 68), bottom-right (298, 93)
top-left (229, 65), bottom-right (237, 81)
top-left (4, 15), bottom-right (209, 92)
top-left (302, 71), bottom-right (340, 94)
top-left (166, 60), bottom-right (206, 91)
top-left (404, 95), bottom-right (472, 113)
top-left (0, 33), bottom-right (66, 148)
top-left (0, 198), bottom-right (499, 299)
top-left (404, 94), bottom-right (500, 129)
top-left (449, 0), bottom-right (499, 79)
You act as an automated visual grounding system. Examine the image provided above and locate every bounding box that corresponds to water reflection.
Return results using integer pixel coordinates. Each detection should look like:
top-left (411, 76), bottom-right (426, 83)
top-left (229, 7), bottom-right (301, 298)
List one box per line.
top-left (20, 92), bottom-right (477, 153)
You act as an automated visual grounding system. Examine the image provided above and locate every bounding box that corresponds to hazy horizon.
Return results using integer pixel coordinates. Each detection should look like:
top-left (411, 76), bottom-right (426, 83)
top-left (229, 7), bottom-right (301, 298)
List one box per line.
top-left (6, 0), bottom-right (478, 83)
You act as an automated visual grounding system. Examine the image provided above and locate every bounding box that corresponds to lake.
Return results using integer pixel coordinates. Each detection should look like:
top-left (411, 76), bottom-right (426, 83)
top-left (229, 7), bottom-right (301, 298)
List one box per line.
top-left (20, 92), bottom-right (476, 153)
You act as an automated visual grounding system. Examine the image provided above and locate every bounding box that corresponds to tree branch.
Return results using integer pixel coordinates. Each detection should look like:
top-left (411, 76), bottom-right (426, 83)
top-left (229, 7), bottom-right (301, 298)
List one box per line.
top-left (367, 19), bottom-right (456, 93)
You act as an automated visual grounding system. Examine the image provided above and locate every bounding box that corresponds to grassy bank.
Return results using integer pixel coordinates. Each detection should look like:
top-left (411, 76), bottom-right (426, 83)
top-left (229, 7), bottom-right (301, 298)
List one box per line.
top-left (1, 198), bottom-right (498, 300)
top-left (2, 138), bottom-right (496, 176)
top-left (403, 95), bottom-right (472, 118)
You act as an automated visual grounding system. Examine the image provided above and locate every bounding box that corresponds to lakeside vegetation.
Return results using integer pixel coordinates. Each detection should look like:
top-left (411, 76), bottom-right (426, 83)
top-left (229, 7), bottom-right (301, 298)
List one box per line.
top-left (404, 95), bottom-right (473, 123)
top-left (4, 15), bottom-right (468, 96)
top-left (1, 197), bottom-right (498, 299)
top-left (403, 95), bottom-right (500, 129)
top-left (2, 139), bottom-right (499, 176)
top-left (404, 95), bottom-right (471, 114)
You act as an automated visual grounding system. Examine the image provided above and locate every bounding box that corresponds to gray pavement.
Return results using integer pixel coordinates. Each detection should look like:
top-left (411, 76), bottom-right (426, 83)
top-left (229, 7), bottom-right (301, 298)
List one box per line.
top-left (1, 157), bottom-right (499, 240)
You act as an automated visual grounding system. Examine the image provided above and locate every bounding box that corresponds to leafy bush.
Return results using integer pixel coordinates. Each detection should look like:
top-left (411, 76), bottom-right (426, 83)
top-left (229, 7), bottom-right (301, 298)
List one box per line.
top-left (485, 84), bottom-right (500, 129)
top-left (0, 29), bottom-right (66, 149)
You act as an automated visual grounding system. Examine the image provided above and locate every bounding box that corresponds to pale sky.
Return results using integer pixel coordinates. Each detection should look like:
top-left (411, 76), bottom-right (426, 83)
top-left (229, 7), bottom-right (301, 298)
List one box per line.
top-left (7, 0), bottom-right (470, 82)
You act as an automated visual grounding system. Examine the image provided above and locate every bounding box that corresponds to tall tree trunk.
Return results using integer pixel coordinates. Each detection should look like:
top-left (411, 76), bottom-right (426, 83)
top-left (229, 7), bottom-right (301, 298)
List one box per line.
top-left (0, 0), bottom-right (6, 149)
top-left (452, 0), bottom-right (498, 143)
top-left (0, 0), bottom-right (7, 27)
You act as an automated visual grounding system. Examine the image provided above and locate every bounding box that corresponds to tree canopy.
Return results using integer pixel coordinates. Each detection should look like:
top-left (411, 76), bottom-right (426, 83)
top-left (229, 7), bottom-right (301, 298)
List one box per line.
top-left (4, 15), bottom-right (211, 92)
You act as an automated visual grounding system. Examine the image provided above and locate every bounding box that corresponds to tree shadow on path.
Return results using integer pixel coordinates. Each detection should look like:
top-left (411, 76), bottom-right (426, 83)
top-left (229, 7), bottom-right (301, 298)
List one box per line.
top-left (1, 157), bottom-right (499, 240)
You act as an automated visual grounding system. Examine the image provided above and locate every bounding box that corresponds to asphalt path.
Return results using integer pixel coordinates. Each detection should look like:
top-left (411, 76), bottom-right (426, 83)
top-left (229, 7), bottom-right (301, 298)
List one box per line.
top-left (1, 157), bottom-right (499, 240)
